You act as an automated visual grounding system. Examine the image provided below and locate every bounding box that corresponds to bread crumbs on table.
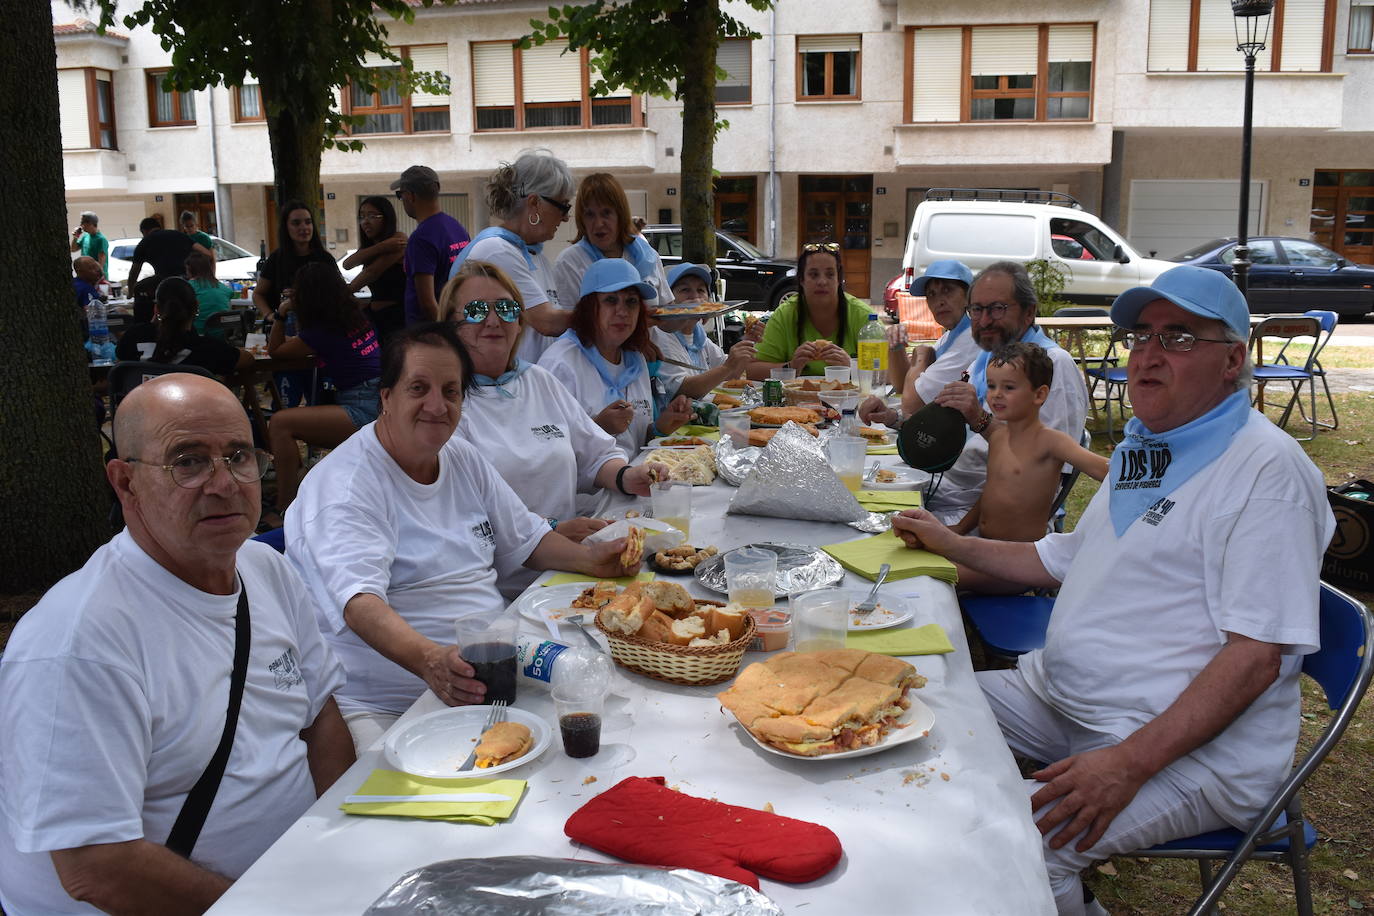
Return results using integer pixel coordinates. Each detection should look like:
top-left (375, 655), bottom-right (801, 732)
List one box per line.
top-left (941, 772), bottom-right (950, 781)
top-left (582, 775), bottom-right (597, 785)
top-left (763, 802), bottom-right (774, 813)
top-left (902, 772), bottom-right (918, 785)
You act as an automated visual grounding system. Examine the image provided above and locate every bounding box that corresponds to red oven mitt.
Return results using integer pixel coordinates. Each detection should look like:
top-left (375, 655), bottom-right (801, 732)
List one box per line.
top-left (563, 776), bottom-right (842, 889)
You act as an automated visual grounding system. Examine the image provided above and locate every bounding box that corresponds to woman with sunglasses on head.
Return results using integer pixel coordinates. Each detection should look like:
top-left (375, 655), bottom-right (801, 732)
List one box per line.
top-left (539, 259), bottom-right (693, 460)
top-left (747, 241), bottom-right (871, 378)
top-left (447, 148), bottom-right (576, 364)
top-left (553, 172), bottom-right (671, 311)
top-left (261, 261), bottom-right (382, 527)
top-left (341, 195), bottom-right (408, 345)
top-left (442, 261), bottom-right (667, 595)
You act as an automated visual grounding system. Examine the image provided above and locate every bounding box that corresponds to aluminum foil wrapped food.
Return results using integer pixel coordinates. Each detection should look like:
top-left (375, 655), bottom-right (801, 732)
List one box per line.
top-left (712, 435), bottom-right (760, 487)
top-left (364, 855), bottom-right (783, 915)
top-left (728, 424), bottom-right (866, 523)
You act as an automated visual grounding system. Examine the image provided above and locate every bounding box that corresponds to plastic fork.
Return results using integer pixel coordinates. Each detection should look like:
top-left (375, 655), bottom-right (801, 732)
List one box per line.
top-left (853, 563), bottom-right (890, 617)
top-left (457, 699), bottom-right (508, 772)
top-left (863, 461), bottom-right (880, 483)
top-left (562, 614), bottom-right (608, 653)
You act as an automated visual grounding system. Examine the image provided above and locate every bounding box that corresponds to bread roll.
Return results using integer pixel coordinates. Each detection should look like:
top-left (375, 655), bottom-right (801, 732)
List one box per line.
top-left (636, 610), bottom-right (676, 644)
top-left (666, 615), bottom-right (706, 646)
top-left (601, 590), bottom-right (653, 636)
top-left (641, 581), bottom-right (696, 617)
top-left (708, 603), bottom-right (749, 641)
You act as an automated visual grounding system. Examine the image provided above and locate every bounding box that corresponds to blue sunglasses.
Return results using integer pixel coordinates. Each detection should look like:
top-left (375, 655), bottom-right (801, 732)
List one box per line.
top-left (461, 299), bottom-right (523, 323)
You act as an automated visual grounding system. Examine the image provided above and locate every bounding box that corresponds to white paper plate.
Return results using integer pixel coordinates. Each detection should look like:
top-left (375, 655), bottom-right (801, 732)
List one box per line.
top-left (733, 694), bottom-right (935, 761)
top-left (645, 436), bottom-right (716, 449)
top-left (864, 468), bottom-right (922, 490)
top-left (843, 591), bottom-right (915, 631)
top-left (515, 582), bottom-right (593, 627)
top-left (860, 430), bottom-right (898, 449)
top-left (384, 705), bottom-right (552, 777)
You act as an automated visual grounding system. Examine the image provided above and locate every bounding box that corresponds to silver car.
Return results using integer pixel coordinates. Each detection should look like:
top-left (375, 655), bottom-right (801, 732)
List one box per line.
top-left (103, 235), bottom-right (260, 285)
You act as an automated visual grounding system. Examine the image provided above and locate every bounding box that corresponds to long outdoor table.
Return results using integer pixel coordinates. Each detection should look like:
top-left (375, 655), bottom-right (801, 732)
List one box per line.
top-left (206, 454), bottom-right (1055, 915)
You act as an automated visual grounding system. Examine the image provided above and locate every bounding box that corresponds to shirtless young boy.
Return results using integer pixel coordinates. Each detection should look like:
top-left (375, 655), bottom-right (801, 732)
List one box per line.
top-left (949, 341), bottom-right (1108, 542)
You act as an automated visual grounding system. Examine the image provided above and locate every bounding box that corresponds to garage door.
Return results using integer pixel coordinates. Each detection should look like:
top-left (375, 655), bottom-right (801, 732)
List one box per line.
top-left (66, 200), bottom-right (149, 242)
top-left (1126, 179), bottom-right (1265, 260)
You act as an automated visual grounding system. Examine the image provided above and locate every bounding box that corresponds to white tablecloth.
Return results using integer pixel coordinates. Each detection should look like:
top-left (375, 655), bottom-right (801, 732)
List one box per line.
top-left (207, 459), bottom-right (1054, 915)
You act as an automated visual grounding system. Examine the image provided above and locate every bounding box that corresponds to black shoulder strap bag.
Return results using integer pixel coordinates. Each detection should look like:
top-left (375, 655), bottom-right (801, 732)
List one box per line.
top-left (165, 578), bottom-right (251, 859)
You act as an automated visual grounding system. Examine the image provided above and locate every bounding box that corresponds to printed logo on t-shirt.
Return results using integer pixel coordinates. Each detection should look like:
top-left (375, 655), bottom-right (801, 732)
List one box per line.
top-left (531, 424), bottom-right (566, 441)
top-left (471, 519), bottom-right (495, 549)
top-left (1141, 497), bottom-right (1176, 527)
top-left (631, 398), bottom-right (652, 416)
top-left (269, 647), bottom-right (305, 690)
top-left (1113, 446), bottom-right (1173, 491)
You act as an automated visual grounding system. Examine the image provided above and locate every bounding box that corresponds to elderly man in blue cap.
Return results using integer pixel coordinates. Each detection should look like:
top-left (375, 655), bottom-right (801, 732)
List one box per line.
top-left (892, 265), bottom-right (1333, 915)
top-left (860, 259), bottom-right (977, 427)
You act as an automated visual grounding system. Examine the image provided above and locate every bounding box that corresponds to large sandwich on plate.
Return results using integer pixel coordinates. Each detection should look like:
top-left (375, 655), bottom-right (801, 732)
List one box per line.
top-left (473, 721), bottom-right (533, 768)
top-left (716, 649), bottom-right (925, 757)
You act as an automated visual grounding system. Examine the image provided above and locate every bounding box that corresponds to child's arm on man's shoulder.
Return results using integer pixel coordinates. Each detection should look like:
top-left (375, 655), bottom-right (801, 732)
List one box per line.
top-left (1044, 428), bottom-right (1110, 482)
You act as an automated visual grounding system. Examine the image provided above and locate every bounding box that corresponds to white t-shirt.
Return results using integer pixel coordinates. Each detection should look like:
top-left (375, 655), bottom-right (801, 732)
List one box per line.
top-left (1023, 410), bottom-right (1333, 826)
top-left (926, 339), bottom-right (1087, 523)
top-left (461, 235), bottom-right (564, 365)
top-left (286, 426), bottom-right (549, 715)
top-left (0, 533), bottom-right (344, 916)
top-left (650, 326), bottom-right (727, 400)
top-left (552, 241), bottom-right (672, 316)
top-left (539, 336), bottom-right (655, 460)
top-left (911, 325), bottom-right (982, 405)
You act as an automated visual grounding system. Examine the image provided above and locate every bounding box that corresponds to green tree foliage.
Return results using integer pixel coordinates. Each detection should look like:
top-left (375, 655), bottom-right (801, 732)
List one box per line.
top-left (93, 0), bottom-right (450, 212)
top-left (524, 0), bottom-right (773, 266)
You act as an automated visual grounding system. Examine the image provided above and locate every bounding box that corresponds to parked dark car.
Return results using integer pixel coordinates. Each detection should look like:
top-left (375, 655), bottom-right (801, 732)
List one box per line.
top-left (1169, 236), bottom-right (1374, 316)
top-left (641, 225), bottom-right (796, 310)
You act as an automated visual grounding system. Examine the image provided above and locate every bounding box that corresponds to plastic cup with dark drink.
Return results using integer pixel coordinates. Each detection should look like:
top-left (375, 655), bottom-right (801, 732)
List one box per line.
top-left (455, 616), bottom-right (518, 705)
top-left (552, 685), bottom-right (605, 758)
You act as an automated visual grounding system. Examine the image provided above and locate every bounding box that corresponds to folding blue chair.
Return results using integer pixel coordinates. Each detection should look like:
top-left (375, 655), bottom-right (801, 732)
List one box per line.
top-left (960, 594), bottom-right (1054, 661)
top-left (1128, 583), bottom-right (1374, 916)
top-left (1289, 310), bottom-right (1339, 432)
top-left (1249, 315), bottom-right (1323, 441)
top-left (252, 527), bottom-right (286, 553)
top-left (1084, 330), bottom-right (1130, 442)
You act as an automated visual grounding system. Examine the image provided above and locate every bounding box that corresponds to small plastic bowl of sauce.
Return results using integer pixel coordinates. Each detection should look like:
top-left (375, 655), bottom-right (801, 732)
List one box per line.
top-left (747, 607), bottom-right (791, 652)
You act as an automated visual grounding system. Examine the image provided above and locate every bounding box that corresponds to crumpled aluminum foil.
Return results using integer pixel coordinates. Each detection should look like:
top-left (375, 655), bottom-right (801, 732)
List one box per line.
top-left (712, 435), bottom-right (759, 487)
top-left (728, 424), bottom-right (867, 523)
top-left (694, 542), bottom-right (844, 598)
top-left (364, 855), bottom-right (784, 915)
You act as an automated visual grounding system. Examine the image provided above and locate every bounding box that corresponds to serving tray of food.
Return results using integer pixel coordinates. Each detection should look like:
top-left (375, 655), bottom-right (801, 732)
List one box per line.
top-left (693, 542), bottom-right (844, 599)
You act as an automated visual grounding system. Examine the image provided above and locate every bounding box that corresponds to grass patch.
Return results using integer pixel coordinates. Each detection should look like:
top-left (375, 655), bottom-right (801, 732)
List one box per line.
top-left (1066, 392), bottom-right (1374, 913)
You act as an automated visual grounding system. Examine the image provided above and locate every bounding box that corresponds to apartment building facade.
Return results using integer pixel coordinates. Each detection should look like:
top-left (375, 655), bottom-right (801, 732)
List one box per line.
top-left (55, 0), bottom-right (1374, 298)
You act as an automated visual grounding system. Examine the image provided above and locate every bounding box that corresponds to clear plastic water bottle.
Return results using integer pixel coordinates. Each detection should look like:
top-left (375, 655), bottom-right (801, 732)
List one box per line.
top-left (515, 635), bottom-right (574, 690)
top-left (86, 298), bottom-right (109, 346)
top-left (856, 313), bottom-right (887, 395)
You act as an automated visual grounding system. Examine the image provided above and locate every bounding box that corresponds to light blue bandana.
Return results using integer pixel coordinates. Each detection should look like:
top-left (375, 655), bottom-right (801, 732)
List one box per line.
top-left (970, 324), bottom-right (1060, 402)
top-left (1107, 389), bottom-right (1252, 536)
top-left (578, 235), bottom-right (657, 283)
top-left (675, 322), bottom-right (709, 369)
top-left (472, 358), bottom-right (532, 399)
top-left (452, 226), bottom-right (540, 273)
top-left (933, 314), bottom-right (971, 359)
top-left (564, 330), bottom-right (646, 407)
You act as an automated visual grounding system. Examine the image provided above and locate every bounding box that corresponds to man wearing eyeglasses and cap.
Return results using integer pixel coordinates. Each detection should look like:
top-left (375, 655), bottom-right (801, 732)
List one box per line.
top-left (391, 164), bottom-right (471, 324)
top-left (893, 266), bottom-right (1333, 915)
top-left (0, 374), bottom-right (353, 915)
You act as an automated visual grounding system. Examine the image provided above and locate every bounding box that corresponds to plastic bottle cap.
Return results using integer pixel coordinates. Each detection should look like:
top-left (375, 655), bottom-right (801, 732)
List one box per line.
top-left (868, 314), bottom-right (878, 320)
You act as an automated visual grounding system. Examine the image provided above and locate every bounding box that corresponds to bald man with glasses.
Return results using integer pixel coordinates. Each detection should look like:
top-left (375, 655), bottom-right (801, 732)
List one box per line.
top-left (0, 374), bottom-right (353, 916)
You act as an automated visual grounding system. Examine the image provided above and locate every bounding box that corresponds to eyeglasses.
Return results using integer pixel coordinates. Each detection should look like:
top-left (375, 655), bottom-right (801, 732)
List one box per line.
top-left (393, 189), bottom-right (410, 200)
top-left (126, 449), bottom-right (272, 489)
top-left (1121, 331), bottom-right (1231, 352)
top-left (803, 242), bottom-right (841, 253)
top-left (540, 195), bottom-right (572, 216)
top-left (461, 299), bottom-right (523, 323)
top-left (967, 302), bottom-right (1017, 318)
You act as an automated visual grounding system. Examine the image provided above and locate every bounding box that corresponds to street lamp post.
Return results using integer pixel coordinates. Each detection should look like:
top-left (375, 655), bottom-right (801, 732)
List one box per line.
top-left (1231, 0), bottom-right (1275, 300)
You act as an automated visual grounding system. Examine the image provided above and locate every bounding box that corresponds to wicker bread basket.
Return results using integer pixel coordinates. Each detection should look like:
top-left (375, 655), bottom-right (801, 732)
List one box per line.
top-left (595, 601), bottom-right (757, 686)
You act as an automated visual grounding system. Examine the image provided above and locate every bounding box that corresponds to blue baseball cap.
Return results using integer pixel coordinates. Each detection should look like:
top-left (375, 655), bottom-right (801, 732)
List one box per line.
top-left (909, 260), bottom-right (974, 297)
top-left (667, 262), bottom-right (713, 292)
top-left (579, 258), bottom-right (657, 302)
top-left (1110, 265), bottom-right (1249, 338)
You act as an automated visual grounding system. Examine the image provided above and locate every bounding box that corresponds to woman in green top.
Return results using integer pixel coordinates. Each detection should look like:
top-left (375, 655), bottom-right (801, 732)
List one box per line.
top-left (186, 251), bottom-right (232, 336)
top-left (748, 242), bottom-right (871, 377)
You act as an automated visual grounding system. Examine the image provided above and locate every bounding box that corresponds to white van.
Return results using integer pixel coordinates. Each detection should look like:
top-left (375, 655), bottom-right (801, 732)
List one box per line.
top-left (901, 189), bottom-right (1175, 306)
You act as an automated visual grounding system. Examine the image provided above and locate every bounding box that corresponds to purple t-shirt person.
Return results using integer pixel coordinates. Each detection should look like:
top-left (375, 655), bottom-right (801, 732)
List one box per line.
top-left (299, 323), bottom-right (381, 392)
top-left (403, 212), bottom-right (470, 325)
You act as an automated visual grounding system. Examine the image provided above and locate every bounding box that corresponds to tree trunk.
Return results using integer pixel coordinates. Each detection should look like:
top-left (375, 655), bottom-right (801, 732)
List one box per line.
top-left (264, 98), bottom-right (325, 214)
top-left (0, 2), bottom-right (112, 592)
top-left (678, 0), bottom-right (719, 267)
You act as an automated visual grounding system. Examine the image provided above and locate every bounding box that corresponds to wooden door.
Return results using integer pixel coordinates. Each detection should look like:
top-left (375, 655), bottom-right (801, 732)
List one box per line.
top-left (714, 176), bottom-right (757, 244)
top-left (174, 191), bottom-right (218, 236)
top-left (798, 175), bottom-right (872, 298)
top-left (1311, 170), bottom-right (1374, 264)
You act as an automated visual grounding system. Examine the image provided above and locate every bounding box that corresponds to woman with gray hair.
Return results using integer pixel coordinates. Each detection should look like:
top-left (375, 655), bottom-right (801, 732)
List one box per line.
top-left (450, 148), bottom-right (575, 361)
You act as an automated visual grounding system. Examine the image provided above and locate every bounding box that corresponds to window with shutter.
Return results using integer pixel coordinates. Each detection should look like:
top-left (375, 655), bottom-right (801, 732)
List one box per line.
top-left (1349, 0), bottom-right (1373, 51)
top-left (970, 26), bottom-right (1041, 120)
top-left (473, 42), bottom-right (517, 130)
top-left (348, 44), bottom-right (450, 135)
top-left (523, 39), bottom-right (583, 127)
top-left (1147, 0), bottom-right (1333, 70)
top-left (471, 38), bottom-right (644, 131)
top-left (797, 34), bottom-right (861, 100)
top-left (911, 28), bottom-right (961, 122)
top-left (716, 39), bottom-right (752, 104)
top-left (1046, 24), bottom-right (1094, 119)
top-left (58, 69), bottom-right (92, 149)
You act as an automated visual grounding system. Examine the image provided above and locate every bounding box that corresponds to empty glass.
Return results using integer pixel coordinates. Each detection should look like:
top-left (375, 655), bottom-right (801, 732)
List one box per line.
top-left (824, 365), bottom-right (852, 385)
top-left (770, 367), bottom-right (797, 382)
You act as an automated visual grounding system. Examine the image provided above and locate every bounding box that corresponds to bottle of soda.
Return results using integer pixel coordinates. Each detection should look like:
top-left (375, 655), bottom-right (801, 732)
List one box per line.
top-left (856, 313), bottom-right (887, 395)
top-left (86, 298), bottom-right (109, 347)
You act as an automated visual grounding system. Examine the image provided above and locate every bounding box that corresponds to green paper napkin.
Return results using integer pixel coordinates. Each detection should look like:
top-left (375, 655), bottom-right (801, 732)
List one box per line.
top-left (867, 444), bottom-right (899, 455)
top-left (821, 534), bottom-right (958, 585)
top-left (542, 571), bottom-right (655, 587)
top-left (847, 623), bottom-right (954, 656)
top-left (854, 489), bottom-right (924, 512)
top-left (341, 769), bottom-right (527, 824)
top-left (671, 425), bottom-right (721, 440)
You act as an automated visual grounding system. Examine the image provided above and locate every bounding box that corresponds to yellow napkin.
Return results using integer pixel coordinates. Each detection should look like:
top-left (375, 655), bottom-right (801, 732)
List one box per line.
top-left (822, 534), bottom-right (958, 585)
top-left (867, 444), bottom-right (899, 455)
top-left (854, 489), bottom-right (924, 512)
top-left (340, 769), bottom-right (526, 825)
top-left (847, 623), bottom-right (954, 656)
top-left (672, 425), bottom-right (721, 440)
top-left (542, 571), bottom-right (655, 587)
